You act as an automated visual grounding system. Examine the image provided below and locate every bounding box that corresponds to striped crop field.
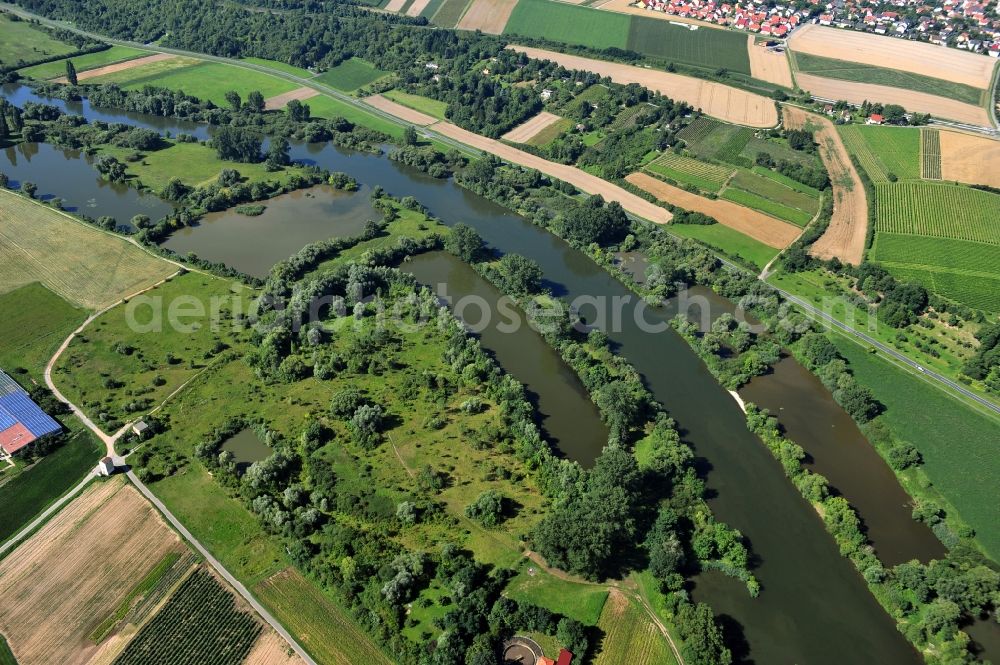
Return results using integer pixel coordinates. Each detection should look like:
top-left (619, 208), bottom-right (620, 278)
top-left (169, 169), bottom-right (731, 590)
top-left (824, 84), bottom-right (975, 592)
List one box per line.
top-left (840, 125), bottom-right (921, 182)
top-left (874, 182), bottom-right (1000, 245)
top-left (646, 152), bottom-right (733, 193)
top-left (921, 129), bottom-right (942, 180)
top-left (840, 125), bottom-right (889, 182)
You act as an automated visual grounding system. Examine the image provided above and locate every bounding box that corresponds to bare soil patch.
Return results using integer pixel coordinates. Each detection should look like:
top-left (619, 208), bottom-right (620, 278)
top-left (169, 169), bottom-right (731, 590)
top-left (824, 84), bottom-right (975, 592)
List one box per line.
top-left (263, 86), bottom-right (319, 111)
top-left (793, 72), bottom-right (991, 127)
top-left (0, 478), bottom-right (185, 665)
top-left (54, 53), bottom-right (177, 84)
top-left (626, 172), bottom-right (800, 248)
top-left (384, 0), bottom-right (407, 11)
top-left (509, 45), bottom-right (778, 127)
top-left (784, 106), bottom-right (867, 264)
top-left (244, 631), bottom-right (305, 665)
top-left (748, 36), bottom-right (793, 88)
top-left (788, 24), bottom-right (997, 90)
top-left (456, 0), bottom-right (520, 33)
top-left (431, 121), bottom-right (672, 222)
top-left (501, 111), bottom-right (565, 143)
top-left (939, 130), bottom-right (1000, 188)
top-left (364, 93), bottom-right (438, 125)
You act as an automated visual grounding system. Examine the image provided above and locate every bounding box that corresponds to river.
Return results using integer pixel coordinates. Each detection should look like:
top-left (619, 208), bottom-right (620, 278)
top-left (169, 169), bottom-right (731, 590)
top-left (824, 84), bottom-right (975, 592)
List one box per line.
top-left (0, 82), bottom-right (973, 664)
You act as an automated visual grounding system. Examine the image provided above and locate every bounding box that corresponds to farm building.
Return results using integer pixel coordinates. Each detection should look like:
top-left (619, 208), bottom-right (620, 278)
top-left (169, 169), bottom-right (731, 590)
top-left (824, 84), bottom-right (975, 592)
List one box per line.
top-left (0, 370), bottom-right (61, 456)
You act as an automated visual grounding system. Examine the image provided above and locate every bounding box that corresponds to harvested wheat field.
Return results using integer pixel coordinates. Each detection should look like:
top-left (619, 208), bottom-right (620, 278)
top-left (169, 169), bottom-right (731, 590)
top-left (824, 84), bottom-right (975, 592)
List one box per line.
top-left (406, 0), bottom-right (433, 15)
top-left (793, 72), bottom-right (991, 127)
top-left (509, 45), bottom-right (778, 127)
top-left (788, 24), bottom-right (997, 90)
top-left (54, 53), bottom-right (176, 84)
top-left (384, 0), bottom-right (407, 11)
top-left (748, 36), bottom-right (793, 88)
top-left (263, 86), bottom-right (319, 111)
top-left (0, 478), bottom-right (186, 665)
top-left (784, 107), bottom-right (867, 264)
top-left (501, 111), bottom-right (565, 143)
top-left (626, 172), bottom-right (800, 248)
top-left (245, 631), bottom-right (306, 665)
top-left (430, 121), bottom-right (672, 222)
top-left (939, 130), bottom-right (1000, 189)
top-left (455, 0), bottom-right (519, 33)
top-left (364, 93), bottom-right (438, 125)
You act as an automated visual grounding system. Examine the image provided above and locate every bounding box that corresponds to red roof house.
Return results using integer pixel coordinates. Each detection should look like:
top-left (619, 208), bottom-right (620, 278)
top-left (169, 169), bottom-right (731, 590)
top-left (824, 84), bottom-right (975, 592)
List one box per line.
top-left (556, 649), bottom-right (573, 665)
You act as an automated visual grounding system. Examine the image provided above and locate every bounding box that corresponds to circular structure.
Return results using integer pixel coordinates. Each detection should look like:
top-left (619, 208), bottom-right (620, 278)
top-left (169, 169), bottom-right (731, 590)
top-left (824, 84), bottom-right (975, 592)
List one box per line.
top-left (502, 636), bottom-right (543, 665)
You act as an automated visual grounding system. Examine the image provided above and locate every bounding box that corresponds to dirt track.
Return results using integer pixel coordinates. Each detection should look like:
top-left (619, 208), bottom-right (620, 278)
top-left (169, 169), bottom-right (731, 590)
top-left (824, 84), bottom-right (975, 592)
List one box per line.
top-left (263, 86), bottom-right (319, 111)
top-left (747, 36), bottom-right (794, 88)
top-left (793, 72), bottom-right (991, 127)
top-left (509, 45), bottom-right (779, 127)
top-left (0, 478), bottom-right (185, 665)
top-left (364, 94), bottom-right (438, 125)
top-left (784, 107), bottom-right (867, 264)
top-left (53, 52), bottom-right (174, 83)
top-left (626, 172), bottom-right (801, 248)
top-left (428, 121), bottom-right (672, 222)
top-left (501, 111), bottom-right (564, 143)
top-left (455, 0), bottom-right (519, 33)
top-left (940, 130), bottom-right (1000, 188)
top-left (788, 24), bottom-right (997, 90)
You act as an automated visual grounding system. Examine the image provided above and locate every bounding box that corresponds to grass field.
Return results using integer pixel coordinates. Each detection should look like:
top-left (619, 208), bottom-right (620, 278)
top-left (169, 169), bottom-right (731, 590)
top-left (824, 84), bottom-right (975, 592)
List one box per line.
top-left (721, 187), bottom-right (814, 226)
top-left (0, 190), bottom-right (175, 310)
top-left (256, 569), bottom-right (392, 665)
top-left (0, 13), bottom-right (76, 69)
top-left (99, 140), bottom-right (312, 193)
top-left (668, 219), bottom-right (779, 269)
top-left (526, 116), bottom-right (573, 147)
top-left (381, 89), bottom-right (449, 119)
top-left (0, 283), bottom-right (85, 379)
top-left (241, 56), bottom-right (314, 79)
top-left (503, 0), bottom-right (750, 72)
top-left (874, 182), bottom-right (1000, 244)
top-left (730, 169), bottom-right (819, 211)
top-left (0, 426), bottom-right (102, 542)
top-left (921, 129), bottom-right (942, 180)
top-left (751, 165), bottom-right (822, 197)
top-left (0, 635), bottom-right (14, 665)
top-left (593, 590), bottom-right (678, 665)
top-left (306, 95), bottom-right (405, 138)
top-left (505, 565), bottom-right (609, 625)
top-left (504, 0), bottom-right (631, 50)
top-left (790, 51), bottom-right (984, 106)
top-left (839, 125), bottom-right (921, 182)
top-left (646, 152), bottom-right (733, 193)
top-left (113, 568), bottom-right (261, 665)
top-left (18, 45), bottom-right (149, 79)
top-left (832, 337), bottom-right (1000, 560)
top-left (315, 58), bottom-right (389, 92)
top-left (87, 59), bottom-right (298, 107)
top-left (678, 118), bottom-right (753, 165)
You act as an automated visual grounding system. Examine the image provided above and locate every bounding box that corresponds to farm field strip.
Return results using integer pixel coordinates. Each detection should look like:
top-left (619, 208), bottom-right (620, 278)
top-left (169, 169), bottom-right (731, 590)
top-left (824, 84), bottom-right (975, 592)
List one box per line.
top-left (457, 0), bottom-right (521, 32)
top-left (747, 36), bottom-right (794, 87)
top-left (792, 72), bottom-right (992, 127)
top-left (430, 0), bottom-right (473, 27)
top-left (921, 129), bottom-right (942, 180)
top-left (789, 51), bottom-right (985, 106)
top-left (364, 93), bottom-right (439, 125)
top-left (501, 111), bottom-right (566, 143)
top-left (18, 45), bottom-right (150, 79)
top-left (721, 187), bottom-right (813, 226)
top-left (874, 182), bottom-right (1000, 245)
top-left (0, 190), bottom-right (175, 310)
top-left (646, 151), bottom-right (733, 192)
top-left (0, 479), bottom-right (186, 665)
top-left (839, 125), bottom-right (890, 182)
top-left (0, 12), bottom-right (76, 68)
top-left (788, 23), bottom-right (998, 90)
top-left (263, 86), bottom-right (319, 110)
top-left (380, 89), bottom-right (448, 119)
top-left (54, 53), bottom-right (177, 83)
top-left (314, 58), bottom-right (389, 92)
top-left (626, 171), bottom-right (801, 247)
top-left (871, 233), bottom-right (1000, 276)
top-left (245, 631), bottom-right (304, 665)
top-left (728, 168), bottom-right (820, 212)
top-left (593, 590), bottom-right (678, 665)
top-left (508, 45), bottom-right (777, 127)
top-left (784, 107), bottom-right (868, 264)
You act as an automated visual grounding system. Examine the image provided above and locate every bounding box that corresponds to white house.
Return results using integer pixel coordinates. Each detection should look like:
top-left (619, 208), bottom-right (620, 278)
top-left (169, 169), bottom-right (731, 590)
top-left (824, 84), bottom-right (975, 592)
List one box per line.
top-left (96, 457), bottom-right (115, 477)
top-left (132, 420), bottom-right (149, 437)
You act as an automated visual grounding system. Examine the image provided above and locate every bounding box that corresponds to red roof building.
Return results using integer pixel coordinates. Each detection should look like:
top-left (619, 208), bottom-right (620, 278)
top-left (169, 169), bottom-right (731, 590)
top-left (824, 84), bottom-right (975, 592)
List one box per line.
top-left (556, 649), bottom-right (573, 665)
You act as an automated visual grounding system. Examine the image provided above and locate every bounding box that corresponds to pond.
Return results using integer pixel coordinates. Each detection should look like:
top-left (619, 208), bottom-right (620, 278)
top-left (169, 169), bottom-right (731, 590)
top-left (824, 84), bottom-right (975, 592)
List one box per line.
top-left (161, 184), bottom-right (379, 277)
top-left (220, 428), bottom-right (271, 472)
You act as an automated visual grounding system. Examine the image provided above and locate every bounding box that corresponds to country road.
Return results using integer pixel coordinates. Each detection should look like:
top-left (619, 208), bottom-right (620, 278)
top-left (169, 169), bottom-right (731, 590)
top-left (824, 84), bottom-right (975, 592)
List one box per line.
top-left (6, 2), bottom-right (997, 416)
